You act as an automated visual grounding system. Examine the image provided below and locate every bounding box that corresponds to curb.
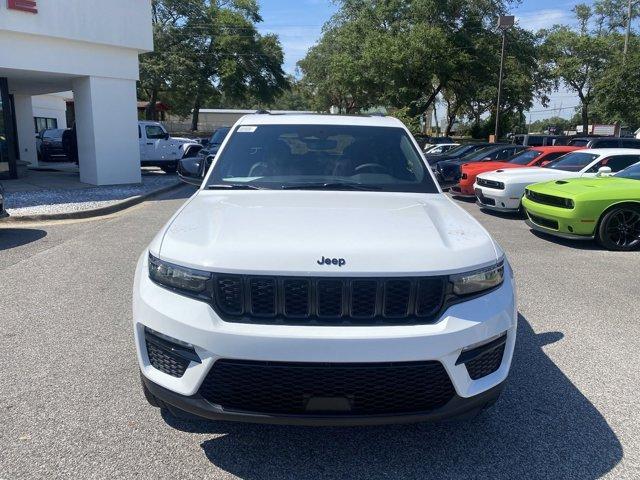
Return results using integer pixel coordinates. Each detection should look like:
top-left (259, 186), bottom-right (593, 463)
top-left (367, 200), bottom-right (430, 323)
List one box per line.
top-left (4, 182), bottom-right (186, 223)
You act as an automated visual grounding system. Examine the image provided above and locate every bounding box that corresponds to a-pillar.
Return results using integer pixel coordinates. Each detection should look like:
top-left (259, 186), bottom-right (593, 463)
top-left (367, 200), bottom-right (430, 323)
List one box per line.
top-left (72, 76), bottom-right (141, 185)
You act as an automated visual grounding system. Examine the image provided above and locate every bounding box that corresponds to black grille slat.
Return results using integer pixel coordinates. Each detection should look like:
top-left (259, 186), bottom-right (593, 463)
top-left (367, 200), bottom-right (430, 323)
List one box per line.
top-left (351, 280), bottom-right (378, 318)
top-left (283, 279), bottom-right (310, 317)
top-left (199, 359), bottom-right (455, 416)
top-left (416, 279), bottom-right (446, 317)
top-left (212, 275), bottom-right (447, 325)
top-left (383, 280), bottom-right (412, 317)
top-left (250, 278), bottom-right (276, 316)
top-left (215, 276), bottom-right (243, 315)
top-left (317, 280), bottom-right (344, 317)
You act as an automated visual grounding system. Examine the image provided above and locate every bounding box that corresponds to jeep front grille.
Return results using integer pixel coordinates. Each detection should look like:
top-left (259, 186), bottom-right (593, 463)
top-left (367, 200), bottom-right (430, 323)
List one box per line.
top-left (213, 275), bottom-right (447, 325)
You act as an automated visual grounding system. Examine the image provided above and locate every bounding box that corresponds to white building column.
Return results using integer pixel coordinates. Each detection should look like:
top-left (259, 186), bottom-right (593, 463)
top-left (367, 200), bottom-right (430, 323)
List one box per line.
top-left (13, 94), bottom-right (38, 166)
top-left (72, 76), bottom-right (141, 185)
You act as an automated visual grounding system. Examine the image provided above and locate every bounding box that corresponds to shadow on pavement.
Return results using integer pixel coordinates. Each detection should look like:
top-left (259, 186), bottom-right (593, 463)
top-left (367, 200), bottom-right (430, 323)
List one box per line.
top-left (162, 314), bottom-right (622, 479)
top-left (0, 228), bottom-right (47, 250)
top-left (529, 230), bottom-right (602, 251)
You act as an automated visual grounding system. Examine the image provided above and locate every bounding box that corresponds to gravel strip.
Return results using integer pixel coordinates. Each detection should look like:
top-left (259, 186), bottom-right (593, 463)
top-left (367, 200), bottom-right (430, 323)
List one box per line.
top-left (5, 175), bottom-right (179, 216)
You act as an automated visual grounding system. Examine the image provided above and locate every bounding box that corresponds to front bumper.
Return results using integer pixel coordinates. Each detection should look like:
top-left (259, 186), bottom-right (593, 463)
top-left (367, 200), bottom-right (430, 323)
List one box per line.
top-left (133, 253), bottom-right (517, 424)
top-left (522, 197), bottom-right (596, 240)
top-left (473, 183), bottom-right (522, 212)
top-left (142, 373), bottom-right (505, 426)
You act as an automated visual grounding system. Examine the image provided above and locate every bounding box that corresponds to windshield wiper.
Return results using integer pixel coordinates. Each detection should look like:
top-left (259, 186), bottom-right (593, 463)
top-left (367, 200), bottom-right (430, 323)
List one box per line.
top-left (207, 184), bottom-right (264, 190)
top-left (280, 182), bottom-right (383, 191)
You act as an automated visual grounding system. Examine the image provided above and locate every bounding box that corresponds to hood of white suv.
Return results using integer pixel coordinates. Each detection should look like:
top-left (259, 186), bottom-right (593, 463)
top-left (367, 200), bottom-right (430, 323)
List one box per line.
top-left (155, 191), bottom-right (499, 275)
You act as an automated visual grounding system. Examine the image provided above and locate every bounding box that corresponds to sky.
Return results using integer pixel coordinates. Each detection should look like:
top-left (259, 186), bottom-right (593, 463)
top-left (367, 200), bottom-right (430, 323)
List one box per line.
top-left (257, 0), bottom-right (594, 120)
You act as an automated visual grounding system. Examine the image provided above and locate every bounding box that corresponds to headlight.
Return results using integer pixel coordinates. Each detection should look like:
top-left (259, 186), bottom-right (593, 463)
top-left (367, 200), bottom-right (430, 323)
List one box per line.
top-left (450, 261), bottom-right (504, 296)
top-left (148, 253), bottom-right (211, 294)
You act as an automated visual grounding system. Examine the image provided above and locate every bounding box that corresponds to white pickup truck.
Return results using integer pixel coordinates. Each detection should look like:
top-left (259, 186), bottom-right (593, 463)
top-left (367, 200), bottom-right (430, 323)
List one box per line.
top-left (138, 121), bottom-right (201, 173)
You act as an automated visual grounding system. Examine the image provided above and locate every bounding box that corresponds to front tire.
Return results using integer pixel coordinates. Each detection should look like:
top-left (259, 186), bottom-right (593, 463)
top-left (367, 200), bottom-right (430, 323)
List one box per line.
top-left (597, 206), bottom-right (640, 251)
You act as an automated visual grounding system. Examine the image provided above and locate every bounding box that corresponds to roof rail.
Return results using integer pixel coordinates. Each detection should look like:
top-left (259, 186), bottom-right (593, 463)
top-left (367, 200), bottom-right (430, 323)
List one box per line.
top-left (255, 109), bottom-right (271, 115)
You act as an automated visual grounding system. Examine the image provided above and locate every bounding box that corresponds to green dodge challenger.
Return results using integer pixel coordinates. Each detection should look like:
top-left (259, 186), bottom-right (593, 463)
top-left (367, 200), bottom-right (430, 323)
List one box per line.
top-left (522, 162), bottom-right (640, 251)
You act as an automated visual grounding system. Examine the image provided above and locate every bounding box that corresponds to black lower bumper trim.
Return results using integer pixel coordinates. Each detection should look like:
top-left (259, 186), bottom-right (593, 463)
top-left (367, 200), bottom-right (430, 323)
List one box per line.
top-left (141, 373), bottom-right (505, 426)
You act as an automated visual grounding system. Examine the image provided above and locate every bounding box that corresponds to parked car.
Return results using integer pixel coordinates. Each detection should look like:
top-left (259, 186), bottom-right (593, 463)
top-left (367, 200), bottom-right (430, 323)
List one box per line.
top-left (511, 134), bottom-right (560, 147)
top-left (37, 128), bottom-right (68, 162)
top-left (177, 127), bottom-right (232, 185)
top-left (138, 121), bottom-right (202, 173)
top-left (451, 146), bottom-right (581, 197)
top-left (522, 162), bottom-right (640, 251)
top-left (435, 144), bottom-right (527, 189)
top-left (522, 161), bottom-right (640, 250)
top-left (568, 137), bottom-right (640, 148)
top-left (134, 114), bottom-right (517, 425)
top-left (423, 143), bottom-right (459, 155)
top-left (425, 142), bottom-right (494, 164)
top-left (474, 149), bottom-right (640, 213)
top-left (0, 182), bottom-right (8, 220)
top-left (414, 135), bottom-right (454, 150)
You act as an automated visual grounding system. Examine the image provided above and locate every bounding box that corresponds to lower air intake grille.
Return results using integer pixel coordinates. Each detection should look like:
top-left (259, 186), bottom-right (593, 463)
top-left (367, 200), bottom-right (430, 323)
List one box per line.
top-left (465, 343), bottom-right (506, 380)
top-left (199, 359), bottom-right (456, 416)
top-left (145, 338), bottom-right (190, 378)
top-left (528, 213), bottom-right (559, 230)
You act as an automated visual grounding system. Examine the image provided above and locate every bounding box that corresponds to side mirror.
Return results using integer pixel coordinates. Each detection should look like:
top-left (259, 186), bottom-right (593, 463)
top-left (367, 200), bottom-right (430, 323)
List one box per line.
top-left (597, 166), bottom-right (612, 177)
top-left (163, 132), bottom-right (170, 140)
top-left (177, 158), bottom-right (203, 186)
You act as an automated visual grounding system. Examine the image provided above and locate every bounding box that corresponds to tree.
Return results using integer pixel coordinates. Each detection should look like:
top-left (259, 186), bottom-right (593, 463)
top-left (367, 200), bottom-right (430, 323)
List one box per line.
top-left (299, 0), bottom-right (545, 137)
top-left (139, 0), bottom-right (287, 130)
top-left (595, 40), bottom-right (640, 127)
top-left (540, 5), bottom-right (612, 133)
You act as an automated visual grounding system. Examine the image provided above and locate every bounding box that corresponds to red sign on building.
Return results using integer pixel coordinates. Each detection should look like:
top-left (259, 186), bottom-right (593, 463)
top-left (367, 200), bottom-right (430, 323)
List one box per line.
top-left (7, 0), bottom-right (37, 13)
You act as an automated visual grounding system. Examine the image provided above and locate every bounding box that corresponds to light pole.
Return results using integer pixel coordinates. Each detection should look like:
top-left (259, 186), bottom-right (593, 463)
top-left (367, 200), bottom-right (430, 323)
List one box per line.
top-left (624, 0), bottom-right (636, 59)
top-left (494, 15), bottom-right (514, 142)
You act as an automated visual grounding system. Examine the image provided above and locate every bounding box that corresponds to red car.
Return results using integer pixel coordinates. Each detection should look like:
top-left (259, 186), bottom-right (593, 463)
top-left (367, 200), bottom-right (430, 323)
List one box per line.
top-left (450, 146), bottom-right (582, 197)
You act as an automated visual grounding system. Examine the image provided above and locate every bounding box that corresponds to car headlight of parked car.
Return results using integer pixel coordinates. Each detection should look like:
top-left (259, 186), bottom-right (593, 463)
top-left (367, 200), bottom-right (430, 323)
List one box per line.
top-left (450, 261), bottom-right (504, 296)
top-left (148, 254), bottom-right (211, 295)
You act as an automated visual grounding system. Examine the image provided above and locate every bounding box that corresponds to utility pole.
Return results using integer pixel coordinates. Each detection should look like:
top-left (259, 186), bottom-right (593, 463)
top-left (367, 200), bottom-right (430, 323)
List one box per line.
top-left (494, 16), bottom-right (514, 142)
top-left (624, 0), bottom-right (633, 59)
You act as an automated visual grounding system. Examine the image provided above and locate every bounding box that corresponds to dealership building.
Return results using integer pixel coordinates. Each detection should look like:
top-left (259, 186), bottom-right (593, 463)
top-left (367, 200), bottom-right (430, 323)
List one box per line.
top-left (0, 0), bottom-right (152, 185)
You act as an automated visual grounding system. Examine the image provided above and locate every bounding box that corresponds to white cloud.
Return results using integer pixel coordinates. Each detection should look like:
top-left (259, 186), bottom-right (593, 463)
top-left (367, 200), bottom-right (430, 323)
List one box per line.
top-left (516, 9), bottom-right (575, 32)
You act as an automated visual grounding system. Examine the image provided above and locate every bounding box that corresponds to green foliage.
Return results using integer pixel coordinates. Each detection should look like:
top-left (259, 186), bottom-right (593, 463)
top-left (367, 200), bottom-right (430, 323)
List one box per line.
top-left (299, 0), bottom-right (545, 134)
top-left (595, 42), bottom-right (640, 128)
top-left (139, 0), bottom-right (287, 129)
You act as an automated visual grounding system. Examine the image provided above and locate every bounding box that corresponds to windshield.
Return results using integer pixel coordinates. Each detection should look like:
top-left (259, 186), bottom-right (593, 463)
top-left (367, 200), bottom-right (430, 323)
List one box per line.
top-left (547, 152), bottom-right (599, 172)
top-left (568, 138), bottom-right (589, 147)
top-left (508, 150), bottom-right (542, 165)
top-left (209, 127), bottom-right (231, 145)
top-left (206, 124), bottom-right (439, 192)
top-left (615, 162), bottom-right (640, 180)
top-left (443, 144), bottom-right (476, 156)
top-left (43, 129), bottom-right (64, 139)
top-left (460, 146), bottom-right (498, 162)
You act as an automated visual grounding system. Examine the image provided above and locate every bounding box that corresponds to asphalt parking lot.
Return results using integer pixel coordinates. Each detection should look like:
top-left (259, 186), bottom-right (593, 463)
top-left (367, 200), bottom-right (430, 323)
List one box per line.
top-left (1, 186), bottom-right (638, 479)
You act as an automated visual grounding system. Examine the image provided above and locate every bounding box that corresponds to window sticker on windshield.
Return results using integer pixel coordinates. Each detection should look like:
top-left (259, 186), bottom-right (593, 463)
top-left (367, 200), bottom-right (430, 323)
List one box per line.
top-left (237, 126), bottom-right (257, 133)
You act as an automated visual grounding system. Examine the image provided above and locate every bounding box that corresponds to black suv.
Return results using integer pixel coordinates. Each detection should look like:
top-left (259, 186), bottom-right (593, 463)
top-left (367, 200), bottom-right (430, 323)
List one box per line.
top-left (568, 137), bottom-right (640, 148)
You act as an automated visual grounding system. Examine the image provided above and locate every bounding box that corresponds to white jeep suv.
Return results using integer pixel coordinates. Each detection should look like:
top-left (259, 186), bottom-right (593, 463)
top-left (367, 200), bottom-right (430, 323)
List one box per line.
top-left (133, 114), bottom-right (517, 425)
